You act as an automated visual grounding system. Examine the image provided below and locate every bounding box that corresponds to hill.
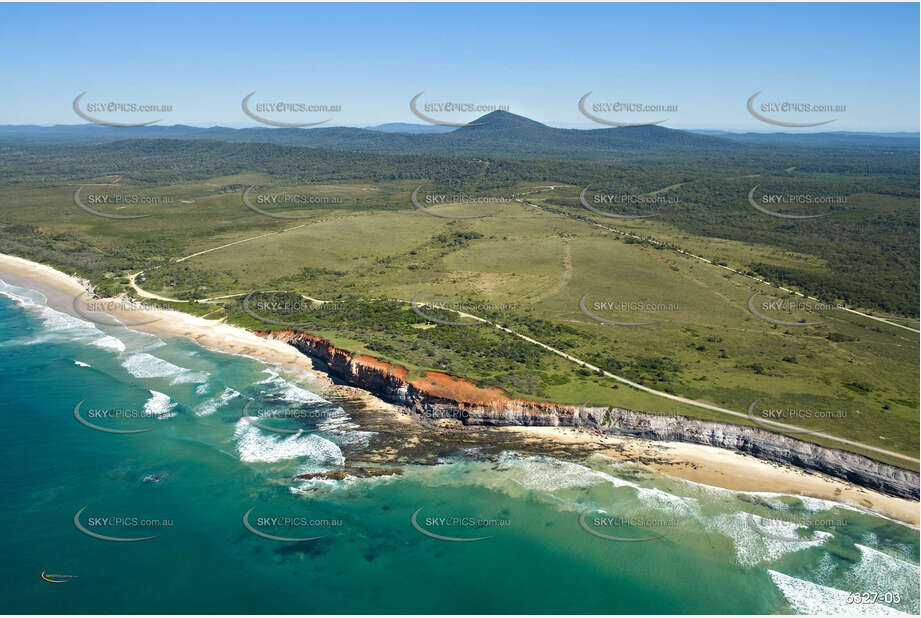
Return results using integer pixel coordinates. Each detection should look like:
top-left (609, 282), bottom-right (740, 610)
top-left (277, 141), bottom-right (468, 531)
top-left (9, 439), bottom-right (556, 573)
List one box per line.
top-left (0, 111), bottom-right (747, 161)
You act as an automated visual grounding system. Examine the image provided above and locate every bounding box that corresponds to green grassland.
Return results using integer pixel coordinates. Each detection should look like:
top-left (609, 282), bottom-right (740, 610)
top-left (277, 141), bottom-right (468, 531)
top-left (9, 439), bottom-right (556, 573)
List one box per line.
top-left (0, 146), bottom-right (917, 468)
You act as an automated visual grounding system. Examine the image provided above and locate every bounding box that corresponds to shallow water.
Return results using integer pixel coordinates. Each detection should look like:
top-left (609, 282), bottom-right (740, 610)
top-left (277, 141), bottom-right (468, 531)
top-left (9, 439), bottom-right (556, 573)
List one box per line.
top-left (0, 279), bottom-right (917, 615)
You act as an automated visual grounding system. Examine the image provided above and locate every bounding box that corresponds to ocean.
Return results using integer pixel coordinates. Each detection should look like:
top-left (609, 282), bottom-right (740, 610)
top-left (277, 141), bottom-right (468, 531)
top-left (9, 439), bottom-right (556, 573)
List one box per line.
top-left (0, 278), bottom-right (917, 615)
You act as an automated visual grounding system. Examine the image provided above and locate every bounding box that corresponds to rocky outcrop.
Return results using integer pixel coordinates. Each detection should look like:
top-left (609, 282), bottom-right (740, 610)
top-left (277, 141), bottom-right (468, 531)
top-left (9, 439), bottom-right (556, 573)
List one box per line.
top-left (259, 330), bottom-right (920, 501)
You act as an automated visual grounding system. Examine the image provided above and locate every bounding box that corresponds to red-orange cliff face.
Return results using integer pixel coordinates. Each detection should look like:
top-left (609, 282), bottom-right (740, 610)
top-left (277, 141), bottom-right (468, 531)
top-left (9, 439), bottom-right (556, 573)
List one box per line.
top-left (257, 330), bottom-right (513, 409)
top-left (254, 330), bottom-right (919, 500)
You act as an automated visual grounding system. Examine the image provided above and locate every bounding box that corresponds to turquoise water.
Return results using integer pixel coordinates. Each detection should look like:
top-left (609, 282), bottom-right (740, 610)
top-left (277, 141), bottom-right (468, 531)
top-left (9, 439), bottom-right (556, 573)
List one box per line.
top-left (0, 279), bottom-right (917, 615)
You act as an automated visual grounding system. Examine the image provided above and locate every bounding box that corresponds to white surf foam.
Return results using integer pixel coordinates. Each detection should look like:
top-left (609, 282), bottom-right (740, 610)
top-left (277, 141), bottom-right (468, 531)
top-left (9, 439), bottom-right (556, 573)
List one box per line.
top-left (142, 390), bottom-right (177, 419)
top-left (316, 406), bottom-right (354, 430)
top-left (0, 279), bottom-right (47, 306)
top-left (196, 387), bottom-right (240, 417)
top-left (708, 512), bottom-right (831, 567)
top-left (488, 452), bottom-right (636, 493)
top-left (769, 570), bottom-right (912, 615)
top-left (844, 544), bottom-right (920, 611)
top-left (256, 369), bottom-right (328, 404)
top-left (170, 370), bottom-right (210, 385)
top-left (90, 335), bottom-right (126, 353)
top-left (74, 360), bottom-right (90, 368)
top-left (232, 418), bottom-right (344, 465)
top-left (289, 471), bottom-right (398, 496)
top-left (0, 280), bottom-right (124, 350)
top-left (122, 353), bottom-right (187, 379)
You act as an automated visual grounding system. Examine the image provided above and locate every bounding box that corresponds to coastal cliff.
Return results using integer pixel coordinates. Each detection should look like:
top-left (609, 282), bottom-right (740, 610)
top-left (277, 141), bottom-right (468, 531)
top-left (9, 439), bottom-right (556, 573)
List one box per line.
top-left (258, 330), bottom-right (920, 501)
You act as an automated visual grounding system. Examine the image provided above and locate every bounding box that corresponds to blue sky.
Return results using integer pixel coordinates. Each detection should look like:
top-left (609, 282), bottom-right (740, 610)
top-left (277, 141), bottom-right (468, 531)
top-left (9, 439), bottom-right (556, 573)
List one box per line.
top-left (0, 2), bottom-right (917, 130)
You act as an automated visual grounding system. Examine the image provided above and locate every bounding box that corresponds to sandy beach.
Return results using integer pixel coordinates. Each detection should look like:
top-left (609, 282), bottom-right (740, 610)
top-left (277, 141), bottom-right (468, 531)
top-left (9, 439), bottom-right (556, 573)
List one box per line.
top-left (495, 426), bottom-right (920, 526)
top-left (0, 251), bottom-right (917, 526)
top-left (0, 253), bottom-right (397, 414)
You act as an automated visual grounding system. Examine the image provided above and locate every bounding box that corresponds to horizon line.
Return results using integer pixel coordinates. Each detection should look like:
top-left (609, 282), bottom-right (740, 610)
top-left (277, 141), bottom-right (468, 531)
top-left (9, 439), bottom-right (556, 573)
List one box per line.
top-left (1, 122), bottom-right (919, 135)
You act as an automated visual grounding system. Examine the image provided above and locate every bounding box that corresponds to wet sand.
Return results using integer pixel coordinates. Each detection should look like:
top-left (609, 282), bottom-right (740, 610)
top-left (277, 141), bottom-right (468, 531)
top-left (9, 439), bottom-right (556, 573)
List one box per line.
top-left (1, 252), bottom-right (917, 526)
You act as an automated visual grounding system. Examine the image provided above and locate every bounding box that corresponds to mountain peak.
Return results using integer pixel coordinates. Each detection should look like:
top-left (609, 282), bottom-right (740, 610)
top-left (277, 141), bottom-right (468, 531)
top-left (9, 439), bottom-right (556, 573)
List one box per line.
top-left (459, 110), bottom-right (550, 131)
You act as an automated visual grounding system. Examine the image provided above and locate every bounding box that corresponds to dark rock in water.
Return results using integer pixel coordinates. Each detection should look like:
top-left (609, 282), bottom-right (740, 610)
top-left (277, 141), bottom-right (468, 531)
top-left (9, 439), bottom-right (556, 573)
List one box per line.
top-left (262, 330), bottom-right (920, 501)
top-left (292, 466), bottom-right (403, 482)
top-left (141, 473), bottom-right (167, 484)
top-left (274, 538), bottom-right (331, 559)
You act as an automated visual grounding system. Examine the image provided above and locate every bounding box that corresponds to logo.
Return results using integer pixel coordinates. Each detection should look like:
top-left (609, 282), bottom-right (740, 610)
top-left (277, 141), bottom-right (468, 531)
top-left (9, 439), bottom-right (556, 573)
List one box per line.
top-left (579, 187), bottom-right (659, 219)
top-left (410, 292), bottom-right (485, 327)
top-left (73, 400), bottom-right (155, 435)
top-left (747, 292), bottom-right (825, 327)
top-left (578, 92), bottom-right (671, 127)
top-left (578, 508), bottom-right (665, 542)
top-left (409, 92), bottom-right (500, 127)
top-left (41, 571), bottom-right (78, 583)
top-left (410, 408), bottom-right (479, 434)
top-left (241, 292), bottom-right (316, 327)
top-left (746, 91), bottom-right (841, 128)
top-left (73, 185), bottom-right (153, 220)
top-left (72, 92), bottom-right (165, 127)
top-left (241, 92), bottom-right (334, 128)
top-left (241, 399), bottom-right (306, 435)
top-left (242, 186), bottom-right (313, 219)
top-left (579, 292), bottom-right (657, 327)
top-left (242, 507), bottom-right (329, 542)
top-left (73, 507), bottom-right (160, 542)
top-left (409, 507), bottom-right (505, 542)
top-left (745, 513), bottom-right (839, 543)
top-left (410, 185), bottom-right (491, 220)
top-left (71, 292), bottom-right (162, 327)
top-left (746, 186), bottom-right (827, 220)
top-left (746, 400), bottom-right (842, 436)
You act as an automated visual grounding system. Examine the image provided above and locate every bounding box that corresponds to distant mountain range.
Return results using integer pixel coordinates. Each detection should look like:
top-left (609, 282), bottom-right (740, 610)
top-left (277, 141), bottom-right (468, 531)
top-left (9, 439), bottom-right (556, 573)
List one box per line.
top-left (364, 122), bottom-right (454, 134)
top-left (1, 111), bottom-right (917, 161)
top-left (691, 129), bottom-right (920, 148)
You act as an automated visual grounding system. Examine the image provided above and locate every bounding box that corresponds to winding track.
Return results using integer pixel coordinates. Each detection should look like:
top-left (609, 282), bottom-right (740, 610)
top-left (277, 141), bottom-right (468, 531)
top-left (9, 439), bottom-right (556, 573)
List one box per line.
top-left (125, 191), bottom-right (919, 464)
top-left (515, 188), bottom-right (919, 334)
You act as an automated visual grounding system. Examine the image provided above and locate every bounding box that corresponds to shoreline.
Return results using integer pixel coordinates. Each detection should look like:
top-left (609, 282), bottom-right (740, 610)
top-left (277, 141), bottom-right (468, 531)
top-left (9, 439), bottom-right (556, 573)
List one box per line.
top-left (0, 251), bottom-right (917, 526)
top-left (494, 426), bottom-right (919, 526)
top-left (0, 253), bottom-right (399, 415)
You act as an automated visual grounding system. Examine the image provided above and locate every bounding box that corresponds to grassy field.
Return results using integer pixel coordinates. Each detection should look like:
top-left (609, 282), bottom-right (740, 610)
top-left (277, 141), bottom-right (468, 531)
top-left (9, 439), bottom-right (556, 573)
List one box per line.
top-left (0, 166), bottom-right (917, 468)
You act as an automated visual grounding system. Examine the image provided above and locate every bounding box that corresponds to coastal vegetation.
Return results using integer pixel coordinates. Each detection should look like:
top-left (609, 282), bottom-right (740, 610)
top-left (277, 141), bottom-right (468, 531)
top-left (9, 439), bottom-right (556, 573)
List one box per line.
top-left (0, 123), bottom-right (916, 465)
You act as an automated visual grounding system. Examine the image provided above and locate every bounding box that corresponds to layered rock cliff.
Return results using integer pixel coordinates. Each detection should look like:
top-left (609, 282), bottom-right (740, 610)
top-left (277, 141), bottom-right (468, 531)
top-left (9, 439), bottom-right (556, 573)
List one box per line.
top-left (258, 330), bottom-right (920, 501)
